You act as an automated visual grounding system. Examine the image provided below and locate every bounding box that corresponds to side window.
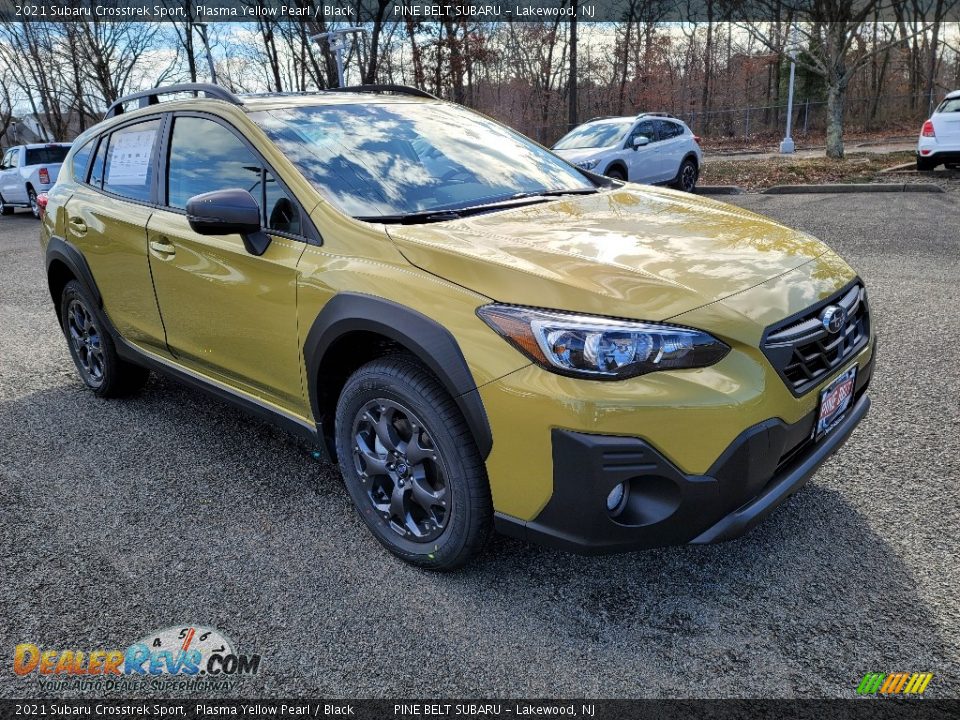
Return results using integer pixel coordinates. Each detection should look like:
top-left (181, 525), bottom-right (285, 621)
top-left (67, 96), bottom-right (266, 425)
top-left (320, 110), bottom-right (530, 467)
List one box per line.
top-left (9, 149), bottom-right (20, 168)
top-left (167, 117), bottom-right (262, 210)
top-left (103, 119), bottom-right (160, 202)
top-left (264, 171), bottom-right (300, 235)
top-left (656, 120), bottom-right (684, 140)
top-left (0, 150), bottom-right (11, 168)
top-left (629, 121), bottom-right (657, 145)
top-left (89, 137), bottom-right (108, 188)
top-left (71, 139), bottom-right (95, 182)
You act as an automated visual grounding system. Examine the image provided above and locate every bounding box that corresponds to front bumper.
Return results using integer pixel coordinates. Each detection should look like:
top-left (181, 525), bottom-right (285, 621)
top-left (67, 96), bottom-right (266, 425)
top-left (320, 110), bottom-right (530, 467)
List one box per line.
top-left (495, 350), bottom-right (873, 554)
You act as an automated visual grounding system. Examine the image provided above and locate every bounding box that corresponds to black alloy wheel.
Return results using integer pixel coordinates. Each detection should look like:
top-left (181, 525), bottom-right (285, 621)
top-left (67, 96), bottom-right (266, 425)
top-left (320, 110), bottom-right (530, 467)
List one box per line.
top-left (66, 296), bottom-right (106, 388)
top-left (351, 398), bottom-right (450, 543)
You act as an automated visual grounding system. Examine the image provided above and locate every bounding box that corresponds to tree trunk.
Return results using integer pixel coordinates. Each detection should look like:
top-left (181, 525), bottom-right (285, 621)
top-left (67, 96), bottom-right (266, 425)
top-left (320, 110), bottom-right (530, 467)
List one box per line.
top-left (568, 2), bottom-right (578, 130)
top-left (825, 80), bottom-right (846, 159)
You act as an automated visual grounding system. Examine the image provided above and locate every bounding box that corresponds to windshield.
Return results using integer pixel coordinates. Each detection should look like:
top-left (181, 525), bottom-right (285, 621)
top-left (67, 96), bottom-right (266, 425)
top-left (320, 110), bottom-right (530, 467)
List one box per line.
top-left (251, 103), bottom-right (594, 219)
top-left (936, 97), bottom-right (960, 113)
top-left (553, 121), bottom-right (633, 150)
top-left (25, 145), bottom-right (70, 165)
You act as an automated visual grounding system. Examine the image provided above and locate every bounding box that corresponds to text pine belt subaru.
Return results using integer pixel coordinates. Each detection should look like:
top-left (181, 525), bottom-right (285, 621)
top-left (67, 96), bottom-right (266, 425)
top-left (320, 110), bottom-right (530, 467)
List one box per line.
top-left (40, 84), bottom-right (875, 570)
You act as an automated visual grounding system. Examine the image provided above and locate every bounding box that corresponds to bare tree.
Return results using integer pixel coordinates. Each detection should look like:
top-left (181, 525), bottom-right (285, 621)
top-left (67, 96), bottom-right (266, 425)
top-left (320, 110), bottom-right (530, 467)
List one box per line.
top-left (743, 1), bottom-right (936, 157)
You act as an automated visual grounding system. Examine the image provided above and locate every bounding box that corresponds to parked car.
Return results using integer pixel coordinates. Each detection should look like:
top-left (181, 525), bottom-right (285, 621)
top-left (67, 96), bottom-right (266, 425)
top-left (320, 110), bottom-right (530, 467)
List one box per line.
top-left (40, 84), bottom-right (874, 570)
top-left (552, 114), bottom-right (703, 191)
top-left (917, 90), bottom-right (960, 171)
top-left (0, 142), bottom-right (72, 218)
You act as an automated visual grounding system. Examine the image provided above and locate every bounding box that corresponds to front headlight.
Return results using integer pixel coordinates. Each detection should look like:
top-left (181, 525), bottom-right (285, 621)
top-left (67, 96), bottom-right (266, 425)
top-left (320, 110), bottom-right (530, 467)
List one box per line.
top-left (575, 159), bottom-right (600, 170)
top-left (477, 305), bottom-right (729, 380)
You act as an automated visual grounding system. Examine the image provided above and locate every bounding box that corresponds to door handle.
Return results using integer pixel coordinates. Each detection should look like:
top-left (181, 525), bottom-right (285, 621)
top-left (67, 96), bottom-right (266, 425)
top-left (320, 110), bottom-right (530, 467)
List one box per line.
top-left (68, 217), bottom-right (87, 234)
top-left (149, 238), bottom-right (176, 256)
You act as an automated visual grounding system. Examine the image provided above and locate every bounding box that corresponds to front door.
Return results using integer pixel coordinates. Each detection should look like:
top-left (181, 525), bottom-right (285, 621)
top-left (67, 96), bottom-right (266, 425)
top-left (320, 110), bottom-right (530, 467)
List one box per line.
top-left (146, 114), bottom-right (306, 415)
top-left (624, 120), bottom-right (661, 184)
top-left (1, 148), bottom-right (23, 203)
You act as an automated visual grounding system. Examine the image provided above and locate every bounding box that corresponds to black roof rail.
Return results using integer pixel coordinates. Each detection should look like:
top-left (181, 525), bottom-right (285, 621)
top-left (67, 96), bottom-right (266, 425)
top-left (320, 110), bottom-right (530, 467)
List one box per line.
top-left (326, 84), bottom-right (439, 100)
top-left (104, 83), bottom-right (243, 120)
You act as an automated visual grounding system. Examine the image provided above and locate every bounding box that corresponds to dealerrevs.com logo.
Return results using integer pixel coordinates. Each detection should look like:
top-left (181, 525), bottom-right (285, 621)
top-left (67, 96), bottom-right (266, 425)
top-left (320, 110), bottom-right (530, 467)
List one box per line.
top-left (857, 672), bottom-right (934, 696)
top-left (13, 625), bottom-right (261, 692)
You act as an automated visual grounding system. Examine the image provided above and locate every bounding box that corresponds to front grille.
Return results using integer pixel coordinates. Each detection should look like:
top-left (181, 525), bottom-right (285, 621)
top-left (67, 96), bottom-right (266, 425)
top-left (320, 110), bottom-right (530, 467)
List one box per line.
top-left (761, 281), bottom-right (870, 396)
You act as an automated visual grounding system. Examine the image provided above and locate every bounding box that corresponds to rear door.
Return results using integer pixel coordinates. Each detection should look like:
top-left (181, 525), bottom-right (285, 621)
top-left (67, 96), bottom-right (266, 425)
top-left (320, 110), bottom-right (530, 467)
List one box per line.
top-left (624, 120), bottom-right (661, 183)
top-left (63, 119), bottom-right (168, 355)
top-left (146, 113), bottom-right (307, 415)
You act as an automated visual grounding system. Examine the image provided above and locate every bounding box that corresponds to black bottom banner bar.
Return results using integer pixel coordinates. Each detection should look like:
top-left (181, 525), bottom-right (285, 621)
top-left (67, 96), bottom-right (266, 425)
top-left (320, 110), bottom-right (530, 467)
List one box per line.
top-left (2, 700), bottom-right (960, 720)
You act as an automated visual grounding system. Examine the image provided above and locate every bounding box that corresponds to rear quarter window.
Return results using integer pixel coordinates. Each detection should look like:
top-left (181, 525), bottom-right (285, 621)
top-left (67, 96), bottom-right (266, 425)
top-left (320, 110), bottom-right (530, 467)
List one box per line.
top-left (25, 146), bottom-right (70, 165)
top-left (71, 139), bottom-right (95, 182)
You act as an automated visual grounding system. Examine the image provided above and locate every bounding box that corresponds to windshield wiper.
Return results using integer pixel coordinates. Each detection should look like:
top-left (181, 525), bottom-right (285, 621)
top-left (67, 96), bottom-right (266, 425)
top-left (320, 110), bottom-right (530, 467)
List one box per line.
top-left (357, 188), bottom-right (602, 225)
top-left (508, 188), bottom-right (601, 199)
top-left (356, 209), bottom-right (463, 225)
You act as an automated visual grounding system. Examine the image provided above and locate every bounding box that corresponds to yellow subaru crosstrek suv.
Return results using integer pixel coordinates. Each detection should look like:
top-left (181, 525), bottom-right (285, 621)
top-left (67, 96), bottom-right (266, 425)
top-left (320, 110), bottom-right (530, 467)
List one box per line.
top-left (40, 83), bottom-right (875, 569)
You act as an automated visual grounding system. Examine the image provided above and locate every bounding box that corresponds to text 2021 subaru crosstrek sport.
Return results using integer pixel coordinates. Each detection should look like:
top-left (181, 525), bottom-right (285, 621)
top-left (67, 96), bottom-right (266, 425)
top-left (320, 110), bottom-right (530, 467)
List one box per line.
top-left (40, 83), bottom-right (875, 569)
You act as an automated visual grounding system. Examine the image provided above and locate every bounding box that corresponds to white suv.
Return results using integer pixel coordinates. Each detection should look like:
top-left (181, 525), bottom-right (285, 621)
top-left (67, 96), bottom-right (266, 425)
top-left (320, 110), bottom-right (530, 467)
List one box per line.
top-left (552, 114), bottom-right (703, 192)
top-left (0, 143), bottom-right (71, 218)
top-left (917, 90), bottom-right (960, 171)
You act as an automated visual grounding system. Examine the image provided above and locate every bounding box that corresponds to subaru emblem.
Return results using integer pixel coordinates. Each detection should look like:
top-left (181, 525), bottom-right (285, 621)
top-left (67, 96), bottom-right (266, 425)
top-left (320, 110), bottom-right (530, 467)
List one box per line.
top-left (820, 305), bottom-right (847, 334)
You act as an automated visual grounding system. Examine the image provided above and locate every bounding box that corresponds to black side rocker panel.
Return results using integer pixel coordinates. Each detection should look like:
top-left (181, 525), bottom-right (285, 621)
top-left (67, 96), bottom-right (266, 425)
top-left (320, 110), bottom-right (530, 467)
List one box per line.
top-left (303, 292), bottom-right (493, 459)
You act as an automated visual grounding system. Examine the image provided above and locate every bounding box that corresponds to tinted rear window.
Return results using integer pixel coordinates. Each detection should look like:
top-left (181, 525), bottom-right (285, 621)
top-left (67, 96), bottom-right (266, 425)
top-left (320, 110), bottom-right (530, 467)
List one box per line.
top-left (25, 146), bottom-right (70, 165)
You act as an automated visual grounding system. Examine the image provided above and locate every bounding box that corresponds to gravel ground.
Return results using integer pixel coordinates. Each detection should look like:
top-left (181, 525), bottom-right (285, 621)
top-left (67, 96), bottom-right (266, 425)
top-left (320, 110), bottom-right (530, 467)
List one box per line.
top-left (1, 192), bottom-right (958, 700)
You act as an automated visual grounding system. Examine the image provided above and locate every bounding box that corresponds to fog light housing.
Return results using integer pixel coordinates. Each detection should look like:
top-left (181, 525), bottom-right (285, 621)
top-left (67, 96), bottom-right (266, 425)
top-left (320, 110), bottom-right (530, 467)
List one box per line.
top-left (606, 482), bottom-right (628, 516)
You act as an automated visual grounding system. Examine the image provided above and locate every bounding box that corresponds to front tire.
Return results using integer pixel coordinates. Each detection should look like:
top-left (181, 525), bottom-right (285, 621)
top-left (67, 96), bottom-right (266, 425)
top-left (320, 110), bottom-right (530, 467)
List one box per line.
top-left (605, 166), bottom-right (627, 182)
top-left (335, 356), bottom-right (492, 570)
top-left (0, 193), bottom-right (12, 216)
top-left (672, 158), bottom-right (699, 192)
top-left (60, 280), bottom-right (149, 398)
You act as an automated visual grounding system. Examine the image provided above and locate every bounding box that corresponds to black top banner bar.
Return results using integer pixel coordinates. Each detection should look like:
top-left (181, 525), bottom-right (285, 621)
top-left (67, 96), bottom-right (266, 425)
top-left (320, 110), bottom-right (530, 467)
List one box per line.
top-left (1, 0), bottom-right (957, 22)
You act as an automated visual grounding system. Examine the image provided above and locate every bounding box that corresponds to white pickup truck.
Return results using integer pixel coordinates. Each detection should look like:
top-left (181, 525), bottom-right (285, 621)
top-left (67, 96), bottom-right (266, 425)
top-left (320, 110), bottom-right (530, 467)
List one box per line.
top-left (0, 143), bottom-right (71, 218)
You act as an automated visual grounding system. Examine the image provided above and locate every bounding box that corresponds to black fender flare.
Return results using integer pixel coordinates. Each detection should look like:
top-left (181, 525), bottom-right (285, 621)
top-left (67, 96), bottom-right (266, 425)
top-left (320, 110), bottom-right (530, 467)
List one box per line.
top-left (303, 293), bottom-right (493, 459)
top-left (46, 235), bottom-right (102, 308)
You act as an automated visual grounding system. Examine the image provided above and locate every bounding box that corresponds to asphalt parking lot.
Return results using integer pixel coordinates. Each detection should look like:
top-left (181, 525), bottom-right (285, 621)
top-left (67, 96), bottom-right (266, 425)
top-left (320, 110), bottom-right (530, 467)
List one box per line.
top-left (1, 190), bottom-right (958, 699)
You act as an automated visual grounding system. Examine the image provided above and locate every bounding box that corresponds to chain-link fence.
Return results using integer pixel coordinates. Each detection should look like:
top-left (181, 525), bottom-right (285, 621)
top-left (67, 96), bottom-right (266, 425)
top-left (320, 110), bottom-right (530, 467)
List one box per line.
top-left (534, 92), bottom-right (937, 147)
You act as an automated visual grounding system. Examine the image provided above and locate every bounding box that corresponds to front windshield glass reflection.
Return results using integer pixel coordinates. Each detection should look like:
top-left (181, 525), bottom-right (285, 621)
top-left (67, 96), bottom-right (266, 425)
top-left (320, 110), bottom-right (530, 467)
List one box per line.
top-left (251, 102), bottom-right (594, 218)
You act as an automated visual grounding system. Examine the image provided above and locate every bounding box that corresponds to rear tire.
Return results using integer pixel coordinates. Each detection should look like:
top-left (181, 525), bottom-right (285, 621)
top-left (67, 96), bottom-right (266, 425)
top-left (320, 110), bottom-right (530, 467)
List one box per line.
top-left (27, 187), bottom-right (39, 219)
top-left (672, 158), bottom-right (699, 192)
top-left (335, 355), bottom-right (492, 570)
top-left (60, 280), bottom-right (149, 398)
top-left (916, 157), bottom-right (937, 172)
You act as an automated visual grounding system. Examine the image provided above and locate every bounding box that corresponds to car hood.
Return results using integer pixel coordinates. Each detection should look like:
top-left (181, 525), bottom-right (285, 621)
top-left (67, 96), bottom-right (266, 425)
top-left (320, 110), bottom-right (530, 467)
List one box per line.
top-left (387, 186), bottom-right (832, 321)
top-left (552, 147), bottom-right (608, 163)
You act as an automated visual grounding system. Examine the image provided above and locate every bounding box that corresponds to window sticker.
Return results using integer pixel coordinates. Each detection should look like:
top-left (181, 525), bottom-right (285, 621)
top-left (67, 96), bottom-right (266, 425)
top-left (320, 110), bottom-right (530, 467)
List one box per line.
top-left (107, 130), bottom-right (155, 186)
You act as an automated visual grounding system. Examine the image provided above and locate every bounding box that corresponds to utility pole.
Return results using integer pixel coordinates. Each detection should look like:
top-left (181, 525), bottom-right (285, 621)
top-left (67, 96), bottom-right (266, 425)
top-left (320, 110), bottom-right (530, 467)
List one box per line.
top-left (779, 25), bottom-right (798, 154)
top-left (311, 27), bottom-right (368, 87)
top-left (195, 22), bottom-right (218, 85)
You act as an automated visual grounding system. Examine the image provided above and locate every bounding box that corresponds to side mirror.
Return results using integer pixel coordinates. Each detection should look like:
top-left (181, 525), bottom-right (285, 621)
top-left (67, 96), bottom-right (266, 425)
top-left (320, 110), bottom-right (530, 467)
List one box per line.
top-left (632, 135), bottom-right (650, 149)
top-left (186, 188), bottom-right (271, 256)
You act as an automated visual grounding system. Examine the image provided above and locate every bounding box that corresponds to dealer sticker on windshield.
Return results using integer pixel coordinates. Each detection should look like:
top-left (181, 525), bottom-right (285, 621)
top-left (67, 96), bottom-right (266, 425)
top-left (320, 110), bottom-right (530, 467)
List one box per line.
top-left (814, 365), bottom-right (858, 441)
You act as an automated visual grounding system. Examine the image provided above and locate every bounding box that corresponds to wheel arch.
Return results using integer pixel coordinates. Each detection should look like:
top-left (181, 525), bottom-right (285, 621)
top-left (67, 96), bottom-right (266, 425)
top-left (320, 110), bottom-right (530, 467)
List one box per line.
top-left (45, 235), bottom-right (101, 322)
top-left (604, 160), bottom-right (628, 179)
top-left (681, 151), bottom-right (699, 168)
top-left (304, 293), bottom-right (493, 463)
